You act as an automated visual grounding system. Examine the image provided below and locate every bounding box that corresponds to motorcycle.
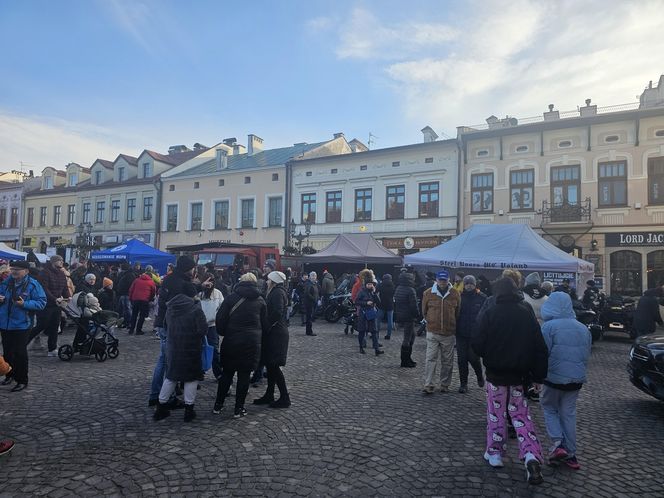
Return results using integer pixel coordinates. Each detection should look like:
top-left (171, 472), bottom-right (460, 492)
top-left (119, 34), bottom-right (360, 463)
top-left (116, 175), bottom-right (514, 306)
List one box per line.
top-left (324, 293), bottom-right (353, 323)
top-left (572, 300), bottom-right (603, 343)
top-left (599, 295), bottom-right (636, 339)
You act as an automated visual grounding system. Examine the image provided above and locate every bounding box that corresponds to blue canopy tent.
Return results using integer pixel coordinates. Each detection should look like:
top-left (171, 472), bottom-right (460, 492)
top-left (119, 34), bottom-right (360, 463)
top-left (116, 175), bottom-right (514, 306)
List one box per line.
top-left (90, 239), bottom-right (176, 274)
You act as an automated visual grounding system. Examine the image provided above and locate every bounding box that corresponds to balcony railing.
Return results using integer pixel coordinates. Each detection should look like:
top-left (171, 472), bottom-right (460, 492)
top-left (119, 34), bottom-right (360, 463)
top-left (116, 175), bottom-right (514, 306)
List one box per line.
top-left (541, 198), bottom-right (592, 224)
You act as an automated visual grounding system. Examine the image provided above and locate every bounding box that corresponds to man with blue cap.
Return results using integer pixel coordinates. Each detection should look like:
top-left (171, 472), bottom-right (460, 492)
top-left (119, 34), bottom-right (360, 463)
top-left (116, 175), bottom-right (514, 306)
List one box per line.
top-left (421, 269), bottom-right (460, 394)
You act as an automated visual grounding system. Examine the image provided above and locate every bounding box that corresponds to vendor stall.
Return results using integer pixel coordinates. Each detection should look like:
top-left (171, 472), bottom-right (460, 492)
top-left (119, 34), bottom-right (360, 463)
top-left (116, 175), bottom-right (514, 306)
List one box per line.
top-left (91, 239), bottom-right (175, 275)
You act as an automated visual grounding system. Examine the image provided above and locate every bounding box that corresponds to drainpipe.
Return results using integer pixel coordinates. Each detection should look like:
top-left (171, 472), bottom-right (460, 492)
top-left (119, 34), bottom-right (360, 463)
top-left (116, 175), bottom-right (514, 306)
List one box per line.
top-left (284, 160), bottom-right (292, 250)
top-left (154, 178), bottom-right (162, 249)
top-left (456, 136), bottom-right (463, 235)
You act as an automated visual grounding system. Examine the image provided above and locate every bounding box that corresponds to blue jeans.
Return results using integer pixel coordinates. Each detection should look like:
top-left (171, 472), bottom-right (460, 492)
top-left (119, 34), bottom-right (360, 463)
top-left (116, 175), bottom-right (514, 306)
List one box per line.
top-left (207, 326), bottom-right (222, 380)
top-left (376, 309), bottom-right (393, 337)
top-left (541, 386), bottom-right (580, 456)
top-left (149, 327), bottom-right (169, 401)
top-left (118, 295), bottom-right (132, 327)
top-left (358, 321), bottom-right (380, 351)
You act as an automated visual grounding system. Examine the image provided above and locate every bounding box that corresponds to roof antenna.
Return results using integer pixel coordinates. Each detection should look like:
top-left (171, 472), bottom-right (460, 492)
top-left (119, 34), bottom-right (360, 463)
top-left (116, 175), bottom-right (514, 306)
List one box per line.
top-left (368, 132), bottom-right (379, 150)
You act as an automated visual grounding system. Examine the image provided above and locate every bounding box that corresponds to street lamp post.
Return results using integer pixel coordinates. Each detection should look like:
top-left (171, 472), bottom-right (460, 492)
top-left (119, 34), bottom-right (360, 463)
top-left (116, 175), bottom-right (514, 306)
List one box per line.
top-left (289, 218), bottom-right (313, 254)
top-left (76, 222), bottom-right (94, 259)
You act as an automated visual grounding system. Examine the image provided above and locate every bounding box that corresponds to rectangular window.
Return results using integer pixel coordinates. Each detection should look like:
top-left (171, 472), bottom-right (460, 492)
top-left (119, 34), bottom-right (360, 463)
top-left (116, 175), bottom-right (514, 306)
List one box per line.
top-left (166, 205), bottom-right (178, 231)
top-left (419, 182), bottom-right (440, 218)
top-left (649, 156), bottom-right (664, 205)
top-left (44, 176), bottom-right (53, 189)
top-left (118, 167), bottom-right (125, 182)
top-left (95, 201), bottom-right (105, 223)
top-left (111, 200), bottom-right (120, 222)
top-left (67, 205), bottom-right (75, 225)
top-left (194, 182), bottom-right (199, 189)
top-left (126, 198), bottom-right (136, 222)
top-left (10, 208), bottom-right (18, 228)
top-left (470, 174), bottom-right (493, 213)
top-left (95, 170), bottom-right (102, 184)
top-left (386, 185), bottom-right (405, 220)
top-left (218, 179), bottom-right (224, 187)
top-left (190, 202), bottom-right (202, 231)
top-left (53, 205), bottom-right (61, 226)
top-left (510, 169), bottom-right (534, 211)
top-left (301, 193), bottom-right (316, 223)
top-left (244, 176), bottom-right (251, 184)
top-left (214, 201), bottom-right (229, 229)
top-left (27, 208), bottom-right (34, 228)
top-left (354, 188), bottom-right (372, 221)
top-left (143, 162), bottom-right (152, 178)
top-left (39, 207), bottom-right (47, 226)
top-left (82, 203), bottom-right (90, 224)
top-left (425, 157), bottom-right (434, 164)
top-left (241, 199), bottom-right (254, 228)
top-left (392, 161), bottom-right (400, 167)
top-left (0, 209), bottom-right (6, 228)
top-left (268, 197), bottom-right (282, 227)
top-left (143, 197), bottom-right (153, 220)
top-left (272, 173), bottom-right (279, 181)
top-left (68, 173), bottom-right (77, 187)
top-left (325, 191), bottom-right (342, 223)
top-left (598, 161), bottom-right (627, 207)
top-left (551, 165), bottom-right (580, 206)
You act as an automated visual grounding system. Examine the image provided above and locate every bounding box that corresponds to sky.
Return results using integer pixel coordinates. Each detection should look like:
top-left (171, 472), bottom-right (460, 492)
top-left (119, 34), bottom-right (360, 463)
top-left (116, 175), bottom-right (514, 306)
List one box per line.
top-left (1, 0), bottom-right (663, 173)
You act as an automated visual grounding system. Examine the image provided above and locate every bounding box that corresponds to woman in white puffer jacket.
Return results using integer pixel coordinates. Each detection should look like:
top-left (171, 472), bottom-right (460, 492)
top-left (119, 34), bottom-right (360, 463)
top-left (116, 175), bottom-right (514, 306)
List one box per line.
top-left (198, 276), bottom-right (224, 380)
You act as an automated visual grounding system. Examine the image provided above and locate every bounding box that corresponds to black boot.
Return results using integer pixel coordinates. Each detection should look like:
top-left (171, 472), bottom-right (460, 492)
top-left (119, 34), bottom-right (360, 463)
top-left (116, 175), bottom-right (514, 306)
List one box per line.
top-left (184, 404), bottom-right (196, 422)
top-left (400, 349), bottom-right (409, 367)
top-left (253, 391), bottom-right (275, 405)
top-left (269, 393), bottom-right (291, 408)
top-left (153, 402), bottom-right (171, 421)
top-left (359, 347), bottom-right (366, 354)
top-left (406, 347), bottom-right (417, 368)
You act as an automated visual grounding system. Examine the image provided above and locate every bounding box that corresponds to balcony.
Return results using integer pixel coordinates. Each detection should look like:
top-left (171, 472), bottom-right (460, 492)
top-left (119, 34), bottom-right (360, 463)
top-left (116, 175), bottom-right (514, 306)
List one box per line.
top-left (541, 198), bottom-right (592, 224)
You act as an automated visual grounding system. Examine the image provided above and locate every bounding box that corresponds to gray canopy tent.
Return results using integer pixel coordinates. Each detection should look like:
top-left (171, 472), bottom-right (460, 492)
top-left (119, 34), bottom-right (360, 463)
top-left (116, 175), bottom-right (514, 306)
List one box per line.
top-left (303, 233), bottom-right (402, 266)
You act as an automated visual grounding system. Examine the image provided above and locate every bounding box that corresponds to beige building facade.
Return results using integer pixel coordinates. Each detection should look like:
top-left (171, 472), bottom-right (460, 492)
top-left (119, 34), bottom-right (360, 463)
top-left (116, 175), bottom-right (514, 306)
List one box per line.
top-left (459, 80), bottom-right (664, 296)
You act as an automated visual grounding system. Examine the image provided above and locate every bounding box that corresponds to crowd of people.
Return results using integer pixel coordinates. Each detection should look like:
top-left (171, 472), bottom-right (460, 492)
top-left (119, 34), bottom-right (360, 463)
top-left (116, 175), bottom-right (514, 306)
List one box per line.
top-left (2, 253), bottom-right (663, 486)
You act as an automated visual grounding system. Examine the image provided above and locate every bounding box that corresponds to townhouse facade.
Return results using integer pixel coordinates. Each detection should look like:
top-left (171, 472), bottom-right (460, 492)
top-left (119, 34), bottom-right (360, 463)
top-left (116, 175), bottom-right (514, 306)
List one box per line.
top-left (459, 76), bottom-right (664, 296)
top-left (159, 134), bottom-right (353, 252)
top-left (0, 175), bottom-right (40, 248)
top-left (289, 128), bottom-right (459, 254)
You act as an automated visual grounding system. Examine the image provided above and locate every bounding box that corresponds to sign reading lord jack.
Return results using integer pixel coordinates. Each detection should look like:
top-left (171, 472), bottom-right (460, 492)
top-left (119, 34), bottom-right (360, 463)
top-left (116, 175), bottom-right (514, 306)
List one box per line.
top-left (605, 232), bottom-right (664, 247)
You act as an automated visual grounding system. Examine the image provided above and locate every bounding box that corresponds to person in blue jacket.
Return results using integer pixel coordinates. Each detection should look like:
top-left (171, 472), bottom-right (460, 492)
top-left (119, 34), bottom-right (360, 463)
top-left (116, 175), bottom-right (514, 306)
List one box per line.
top-left (539, 291), bottom-right (591, 471)
top-left (0, 260), bottom-right (47, 392)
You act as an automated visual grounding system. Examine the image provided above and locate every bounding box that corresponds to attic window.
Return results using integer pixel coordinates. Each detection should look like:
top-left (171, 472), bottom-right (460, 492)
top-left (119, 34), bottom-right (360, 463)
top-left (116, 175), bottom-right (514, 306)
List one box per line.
top-left (477, 150), bottom-right (489, 157)
top-left (272, 173), bottom-right (278, 181)
top-left (218, 179), bottom-right (224, 187)
top-left (306, 171), bottom-right (312, 177)
top-left (244, 176), bottom-right (251, 184)
top-left (424, 157), bottom-right (434, 164)
top-left (194, 182), bottom-right (200, 189)
top-left (169, 185), bottom-right (175, 192)
top-left (558, 140), bottom-right (572, 148)
top-left (656, 130), bottom-right (664, 137)
top-left (331, 168), bottom-right (338, 174)
top-left (360, 165), bottom-right (367, 171)
top-left (516, 145), bottom-right (529, 153)
top-left (392, 161), bottom-right (400, 167)
top-left (604, 135), bottom-right (619, 143)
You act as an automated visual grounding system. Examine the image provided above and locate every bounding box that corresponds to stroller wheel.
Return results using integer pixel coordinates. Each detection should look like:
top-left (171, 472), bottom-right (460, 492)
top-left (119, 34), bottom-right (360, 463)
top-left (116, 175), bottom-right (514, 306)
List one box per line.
top-left (58, 344), bottom-right (73, 362)
top-left (95, 351), bottom-right (107, 362)
top-left (107, 346), bottom-right (119, 359)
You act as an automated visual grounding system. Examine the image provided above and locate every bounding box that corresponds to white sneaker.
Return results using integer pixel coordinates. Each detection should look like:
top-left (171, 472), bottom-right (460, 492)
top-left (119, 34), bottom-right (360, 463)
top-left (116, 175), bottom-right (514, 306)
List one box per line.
top-left (47, 350), bottom-right (58, 357)
top-left (484, 451), bottom-right (504, 468)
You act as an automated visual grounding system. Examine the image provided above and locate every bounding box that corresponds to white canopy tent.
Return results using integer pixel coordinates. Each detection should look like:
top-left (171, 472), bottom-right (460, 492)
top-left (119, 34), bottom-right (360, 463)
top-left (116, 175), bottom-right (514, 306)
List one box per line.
top-left (404, 225), bottom-right (594, 283)
top-left (0, 244), bottom-right (48, 264)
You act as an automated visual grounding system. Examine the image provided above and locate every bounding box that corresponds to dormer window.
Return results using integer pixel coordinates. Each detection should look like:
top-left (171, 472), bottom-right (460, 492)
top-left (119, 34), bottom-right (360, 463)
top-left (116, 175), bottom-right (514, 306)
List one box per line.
top-left (95, 170), bottom-right (102, 185)
top-left (44, 176), bottom-right (53, 189)
top-left (118, 167), bottom-right (125, 182)
top-left (143, 162), bottom-right (152, 178)
top-left (68, 173), bottom-right (78, 187)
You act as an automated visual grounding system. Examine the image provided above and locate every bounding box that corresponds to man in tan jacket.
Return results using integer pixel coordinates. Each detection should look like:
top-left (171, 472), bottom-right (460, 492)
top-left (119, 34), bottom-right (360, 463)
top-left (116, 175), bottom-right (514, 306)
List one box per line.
top-left (421, 270), bottom-right (460, 394)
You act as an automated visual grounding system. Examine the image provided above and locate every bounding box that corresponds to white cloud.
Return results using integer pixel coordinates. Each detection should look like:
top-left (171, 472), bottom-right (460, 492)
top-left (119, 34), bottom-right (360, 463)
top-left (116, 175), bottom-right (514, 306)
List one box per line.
top-left (102, 0), bottom-right (155, 54)
top-left (306, 16), bottom-right (334, 33)
top-left (330, 1), bottom-right (664, 133)
top-left (0, 111), bottom-right (149, 173)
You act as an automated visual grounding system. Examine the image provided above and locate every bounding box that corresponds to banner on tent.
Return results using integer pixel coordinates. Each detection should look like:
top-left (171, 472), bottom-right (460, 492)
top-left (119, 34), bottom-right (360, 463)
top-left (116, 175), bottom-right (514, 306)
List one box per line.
top-left (543, 272), bottom-right (576, 288)
top-left (438, 259), bottom-right (531, 270)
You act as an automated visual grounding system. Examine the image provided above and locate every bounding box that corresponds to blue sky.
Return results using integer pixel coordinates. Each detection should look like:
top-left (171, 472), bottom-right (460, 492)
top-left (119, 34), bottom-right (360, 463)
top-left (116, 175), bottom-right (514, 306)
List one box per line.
top-left (1, 0), bottom-right (663, 171)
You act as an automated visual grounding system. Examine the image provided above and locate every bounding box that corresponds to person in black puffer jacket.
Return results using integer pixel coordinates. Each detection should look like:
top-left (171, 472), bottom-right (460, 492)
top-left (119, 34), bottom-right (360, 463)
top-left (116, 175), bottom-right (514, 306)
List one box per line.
top-left (376, 274), bottom-right (395, 340)
top-left (355, 279), bottom-right (384, 356)
top-left (253, 271), bottom-right (291, 409)
top-left (213, 273), bottom-right (268, 418)
top-left (393, 271), bottom-right (421, 368)
top-left (472, 277), bottom-right (548, 483)
top-left (456, 275), bottom-right (486, 393)
top-left (632, 287), bottom-right (664, 337)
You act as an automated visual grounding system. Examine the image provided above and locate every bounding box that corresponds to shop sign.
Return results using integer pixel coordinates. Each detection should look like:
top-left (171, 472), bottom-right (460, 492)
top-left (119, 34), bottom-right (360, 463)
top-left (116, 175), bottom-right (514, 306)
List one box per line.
top-left (605, 232), bottom-right (664, 247)
top-left (542, 271), bottom-right (576, 288)
top-left (381, 236), bottom-right (448, 250)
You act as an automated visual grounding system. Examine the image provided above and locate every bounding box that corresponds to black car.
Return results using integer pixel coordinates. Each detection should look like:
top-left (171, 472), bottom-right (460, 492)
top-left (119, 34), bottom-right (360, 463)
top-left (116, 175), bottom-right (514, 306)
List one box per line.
top-left (628, 332), bottom-right (664, 401)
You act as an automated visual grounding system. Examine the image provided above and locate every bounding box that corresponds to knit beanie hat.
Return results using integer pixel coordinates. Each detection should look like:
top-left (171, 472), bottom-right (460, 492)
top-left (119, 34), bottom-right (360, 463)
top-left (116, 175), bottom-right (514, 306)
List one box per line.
top-left (103, 277), bottom-right (113, 289)
top-left (176, 255), bottom-right (196, 273)
top-left (525, 272), bottom-right (541, 286)
top-left (463, 275), bottom-right (476, 286)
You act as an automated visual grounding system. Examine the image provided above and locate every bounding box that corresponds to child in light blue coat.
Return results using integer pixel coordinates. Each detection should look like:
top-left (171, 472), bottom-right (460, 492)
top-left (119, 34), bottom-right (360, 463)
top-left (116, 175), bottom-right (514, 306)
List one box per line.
top-left (539, 292), bottom-right (591, 470)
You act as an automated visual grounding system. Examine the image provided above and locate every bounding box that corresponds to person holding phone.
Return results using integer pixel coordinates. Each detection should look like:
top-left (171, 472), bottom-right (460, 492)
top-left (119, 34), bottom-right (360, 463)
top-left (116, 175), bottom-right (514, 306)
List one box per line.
top-left (0, 260), bottom-right (46, 392)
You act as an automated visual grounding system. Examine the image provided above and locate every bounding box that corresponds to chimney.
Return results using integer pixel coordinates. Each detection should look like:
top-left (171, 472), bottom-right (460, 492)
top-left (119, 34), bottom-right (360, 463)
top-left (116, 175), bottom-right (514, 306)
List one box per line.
top-left (215, 148), bottom-right (228, 171)
top-left (193, 143), bottom-right (207, 151)
top-left (543, 104), bottom-right (560, 121)
top-left (248, 134), bottom-right (264, 155)
top-left (421, 126), bottom-right (439, 143)
top-left (333, 132), bottom-right (345, 139)
top-left (486, 115), bottom-right (499, 129)
top-left (233, 143), bottom-right (246, 155)
top-left (29, 170), bottom-right (34, 177)
top-left (222, 137), bottom-right (237, 147)
top-left (580, 98), bottom-right (597, 117)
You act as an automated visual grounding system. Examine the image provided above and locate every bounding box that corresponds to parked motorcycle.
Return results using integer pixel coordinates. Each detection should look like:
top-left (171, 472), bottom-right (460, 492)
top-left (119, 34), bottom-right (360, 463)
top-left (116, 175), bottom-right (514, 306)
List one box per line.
top-left (599, 295), bottom-right (636, 339)
top-left (573, 300), bottom-right (603, 343)
top-left (324, 293), bottom-right (353, 323)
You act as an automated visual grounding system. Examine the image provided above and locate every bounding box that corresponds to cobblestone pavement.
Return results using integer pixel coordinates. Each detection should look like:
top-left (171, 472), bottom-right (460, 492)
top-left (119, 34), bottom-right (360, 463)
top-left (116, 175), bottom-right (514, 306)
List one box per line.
top-left (1, 319), bottom-right (663, 497)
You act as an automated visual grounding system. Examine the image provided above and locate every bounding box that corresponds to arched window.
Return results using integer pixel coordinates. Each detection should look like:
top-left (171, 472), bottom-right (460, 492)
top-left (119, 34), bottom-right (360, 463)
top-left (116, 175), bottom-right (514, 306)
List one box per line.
top-left (647, 250), bottom-right (664, 289)
top-left (610, 250), bottom-right (642, 296)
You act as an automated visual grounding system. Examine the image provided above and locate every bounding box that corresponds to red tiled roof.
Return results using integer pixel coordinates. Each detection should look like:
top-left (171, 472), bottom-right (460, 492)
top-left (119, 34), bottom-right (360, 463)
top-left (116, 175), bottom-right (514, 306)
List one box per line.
top-left (114, 154), bottom-right (138, 166)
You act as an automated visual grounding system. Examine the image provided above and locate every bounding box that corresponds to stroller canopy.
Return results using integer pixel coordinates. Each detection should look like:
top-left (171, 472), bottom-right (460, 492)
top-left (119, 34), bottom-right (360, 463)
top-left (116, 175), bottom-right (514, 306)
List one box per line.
top-left (91, 239), bottom-right (175, 274)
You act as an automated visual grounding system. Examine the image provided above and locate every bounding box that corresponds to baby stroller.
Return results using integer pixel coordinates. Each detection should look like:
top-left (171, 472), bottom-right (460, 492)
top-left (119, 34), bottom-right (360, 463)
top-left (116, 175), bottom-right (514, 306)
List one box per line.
top-left (58, 292), bottom-right (120, 362)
